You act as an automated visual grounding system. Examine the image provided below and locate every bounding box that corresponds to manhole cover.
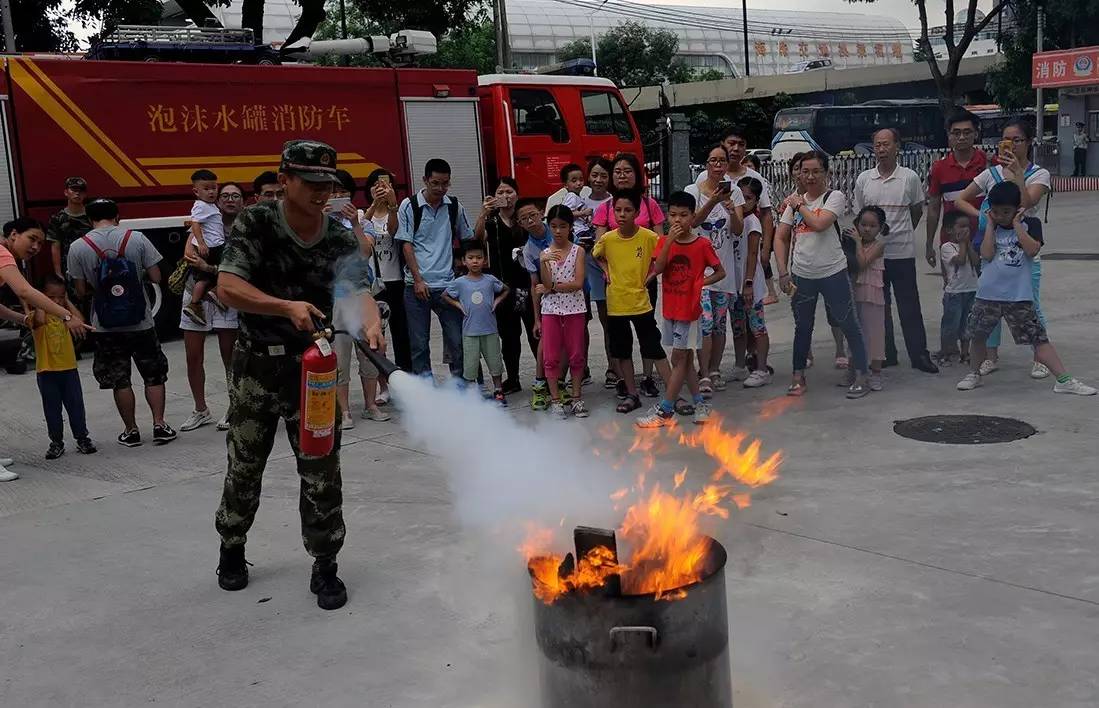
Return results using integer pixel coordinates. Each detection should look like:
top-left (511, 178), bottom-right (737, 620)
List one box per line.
top-left (893, 415), bottom-right (1037, 445)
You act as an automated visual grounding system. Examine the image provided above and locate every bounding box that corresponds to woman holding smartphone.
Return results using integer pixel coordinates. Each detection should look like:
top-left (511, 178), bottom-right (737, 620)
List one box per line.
top-left (954, 118), bottom-right (1052, 379)
top-left (364, 168), bottom-right (411, 378)
top-left (475, 177), bottom-right (533, 393)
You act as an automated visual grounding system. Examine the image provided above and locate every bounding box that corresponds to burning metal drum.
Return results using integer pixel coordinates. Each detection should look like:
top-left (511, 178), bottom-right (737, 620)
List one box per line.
top-left (531, 537), bottom-right (731, 708)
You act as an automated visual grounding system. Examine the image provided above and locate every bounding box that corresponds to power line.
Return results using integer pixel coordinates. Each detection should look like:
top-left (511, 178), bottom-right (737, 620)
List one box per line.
top-left (544, 0), bottom-right (924, 42)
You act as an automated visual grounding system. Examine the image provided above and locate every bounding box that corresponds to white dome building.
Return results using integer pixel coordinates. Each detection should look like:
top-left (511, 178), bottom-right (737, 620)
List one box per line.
top-left (505, 0), bottom-right (916, 77)
top-left (161, 0), bottom-right (917, 77)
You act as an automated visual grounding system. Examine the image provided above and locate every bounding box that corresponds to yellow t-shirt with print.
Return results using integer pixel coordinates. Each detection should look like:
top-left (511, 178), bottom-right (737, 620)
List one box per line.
top-left (592, 227), bottom-right (659, 316)
top-left (33, 313), bottom-right (77, 372)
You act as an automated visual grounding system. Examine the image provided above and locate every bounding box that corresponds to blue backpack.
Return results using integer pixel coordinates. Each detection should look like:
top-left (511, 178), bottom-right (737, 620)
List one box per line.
top-left (82, 230), bottom-right (146, 328)
top-left (975, 164), bottom-right (1039, 247)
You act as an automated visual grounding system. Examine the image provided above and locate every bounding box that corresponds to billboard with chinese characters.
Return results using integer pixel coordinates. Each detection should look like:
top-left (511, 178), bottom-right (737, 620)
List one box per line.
top-left (3, 56), bottom-right (478, 220)
top-left (1032, 46), bottom-right (1099, 89)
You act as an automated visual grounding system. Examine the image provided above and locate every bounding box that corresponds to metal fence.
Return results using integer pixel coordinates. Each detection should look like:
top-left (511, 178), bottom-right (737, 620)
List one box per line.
top-left (755, 148), bottom-right (952, 214)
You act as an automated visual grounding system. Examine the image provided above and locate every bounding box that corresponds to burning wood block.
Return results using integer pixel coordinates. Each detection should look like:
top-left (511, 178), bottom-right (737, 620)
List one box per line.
top-left (573, 526), bottom-right (621, 597)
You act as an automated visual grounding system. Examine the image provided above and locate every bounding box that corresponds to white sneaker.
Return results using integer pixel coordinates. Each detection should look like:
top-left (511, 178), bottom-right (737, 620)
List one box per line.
top-left (179, 409), bottom-right (213, 432)
top-left (978, 359), bottom-right (999, 376)
top-left (0, 457), bottom-right (13, 467)
top-left (550, 401), bottom-right (568, 420)
top-left (742, 370), bottom-right (771, 388)
top-left (636, 405), bottom-right (675, 428)
top-left (956, 372), bottom-right (982, 391)
top-left (693, 402), bottom-right (712, 424)
top-left (868, 373), bottom-right (884, 392)
top-left (729, 366), bottom-right (750, 382)
top-left (375, 389), bottom-right (391, 406)
top-left (0, 465), bottom-right (18, 482)
top-left (710, 372), bottom-right (727, 392)
top-left (341, 413), bottom-right (356, 430)
top-left (1030, 362), bottom-right (1051, 379)
top-left (1053, 378), bottom-right (1097, 396)
top-left (216, 413), bottom-right (230, 431)
top-left (362, 407), bottom-right (392, 422)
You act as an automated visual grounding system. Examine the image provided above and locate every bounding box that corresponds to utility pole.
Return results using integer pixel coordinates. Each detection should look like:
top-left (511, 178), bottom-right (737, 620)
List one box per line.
top-left (741, 0), bottom-right (750, 77)
top-left (1035, 0), bottom-right (1045, 140)
top-left (588, 1), bottom-right (608, 77)
top-left (338, 0), bottom-right (349, 66)
top-left (494, 0), bottom-right (512, 71)
top-left (1, 0), bottom-right (16, 53)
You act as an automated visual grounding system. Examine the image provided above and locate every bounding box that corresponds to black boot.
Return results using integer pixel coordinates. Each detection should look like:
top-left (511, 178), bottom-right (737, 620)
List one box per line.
top-left (310, 557), bottom-right (348, 610)
top-left (217, 544), bottom-right (249, 591)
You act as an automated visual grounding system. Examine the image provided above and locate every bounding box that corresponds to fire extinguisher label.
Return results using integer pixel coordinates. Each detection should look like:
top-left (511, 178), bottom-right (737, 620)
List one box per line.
top-left (303, 369), bottom-right (338, 434)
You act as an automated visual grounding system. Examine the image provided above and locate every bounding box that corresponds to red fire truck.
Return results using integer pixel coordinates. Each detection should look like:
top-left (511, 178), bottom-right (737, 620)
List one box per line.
top-left (0, 56), bottom-right (643, 333)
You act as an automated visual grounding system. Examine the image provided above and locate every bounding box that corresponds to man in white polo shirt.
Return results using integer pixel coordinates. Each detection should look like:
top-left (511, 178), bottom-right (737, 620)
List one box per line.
top-left (854, 128), bottom-right (938, 374)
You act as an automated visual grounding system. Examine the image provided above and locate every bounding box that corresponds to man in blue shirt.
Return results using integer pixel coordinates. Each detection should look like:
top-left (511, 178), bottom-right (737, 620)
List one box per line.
top-left (396, 158), bottom-right (476, 379)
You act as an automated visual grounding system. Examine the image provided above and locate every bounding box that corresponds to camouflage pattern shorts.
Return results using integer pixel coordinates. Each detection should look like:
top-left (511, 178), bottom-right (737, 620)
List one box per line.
top-left (91, 329), bottom-right (169, 390)
top-left (966, 299), bottom-right (1048, 346)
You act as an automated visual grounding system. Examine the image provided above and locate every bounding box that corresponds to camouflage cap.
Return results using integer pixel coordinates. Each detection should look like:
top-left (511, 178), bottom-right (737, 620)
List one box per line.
top-left (65, 176), bottom-right (87, 190)
top-left (279, 140), bottom-right (340, 183)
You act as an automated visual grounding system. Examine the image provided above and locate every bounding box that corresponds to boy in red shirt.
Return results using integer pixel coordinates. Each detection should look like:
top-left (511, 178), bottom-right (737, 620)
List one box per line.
top-left (638, 191), bottom-right (725, 428)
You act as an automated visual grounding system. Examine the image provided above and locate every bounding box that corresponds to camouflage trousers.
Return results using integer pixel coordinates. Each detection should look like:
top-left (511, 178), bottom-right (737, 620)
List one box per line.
top-left (215, 341), bottom-right (346, 558)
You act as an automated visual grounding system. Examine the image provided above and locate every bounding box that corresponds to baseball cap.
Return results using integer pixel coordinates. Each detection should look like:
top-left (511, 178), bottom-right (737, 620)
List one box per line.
top-left (279, 140), bottom-right (340, 183)
top-left (65, 176), bottom-right (87, 190)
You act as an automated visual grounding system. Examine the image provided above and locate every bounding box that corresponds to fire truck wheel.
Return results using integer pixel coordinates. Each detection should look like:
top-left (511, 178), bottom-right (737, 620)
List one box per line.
top-left (146, 282), bottom-right (163, 320)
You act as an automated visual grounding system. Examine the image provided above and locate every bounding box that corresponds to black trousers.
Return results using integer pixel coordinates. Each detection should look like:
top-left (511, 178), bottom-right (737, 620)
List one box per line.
top-left (1074, 147), bottom-right (1088, 177)
top-left (379, 280), bottom-right (412, 372)
top-left (496, 289), bottom-right (536, 383)
top-left (882, 257), bottom-right (929, 364)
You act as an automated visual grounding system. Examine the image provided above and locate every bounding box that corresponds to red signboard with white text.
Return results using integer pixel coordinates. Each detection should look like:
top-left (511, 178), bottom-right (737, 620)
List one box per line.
top-left (1032, 46), bottom-right (1099, 88)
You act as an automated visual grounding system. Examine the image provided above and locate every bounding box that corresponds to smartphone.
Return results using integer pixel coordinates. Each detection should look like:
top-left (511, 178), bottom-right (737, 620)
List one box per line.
top-left (377, 174), bottom-right (391, 185)
top-left (493, 195), bottom-right (509, 209)
top-left (998, 139), bottom-right (1014, 158)
top-left (718, 179), bottom-right (733, 192)
top-left (326, 197), bottom-right (351, 211)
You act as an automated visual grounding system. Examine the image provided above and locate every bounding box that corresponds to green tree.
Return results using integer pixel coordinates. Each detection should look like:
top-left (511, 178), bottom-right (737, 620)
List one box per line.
top-left (691, 68), bottom-right (727, 83)
top-left (311, 0), bottom-right (382, 66)
top-left (418, 17), bottom-right (496, 73)
top-left (686, 93), bottom-right (794, 162)
top-left (353, 0), bottom-right (487, 38)
top-left (559, 21), bottom-right (688, 87)
top-left (851, 0), bottom-right (1009, 112)
top-left (987, 0), bottom-right (1099, 110)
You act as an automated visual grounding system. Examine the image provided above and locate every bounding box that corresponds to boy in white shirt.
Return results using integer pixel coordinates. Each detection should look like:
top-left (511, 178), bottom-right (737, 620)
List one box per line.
top-left (938, 211), bottom-right (979, 365)
top-left (183, 169), bottom-right (224, 326)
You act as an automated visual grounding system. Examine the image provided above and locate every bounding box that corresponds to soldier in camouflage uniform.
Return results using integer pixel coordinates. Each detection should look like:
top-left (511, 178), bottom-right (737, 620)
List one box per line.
top-left (46, 177), bottom-right (93, 279)
top-left (214, 140), bottom-right (383, 611)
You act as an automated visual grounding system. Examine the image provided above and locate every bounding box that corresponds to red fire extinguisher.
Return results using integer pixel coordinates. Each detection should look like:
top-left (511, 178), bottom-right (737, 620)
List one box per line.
top-left (299, 331), bottom-right (338, 457)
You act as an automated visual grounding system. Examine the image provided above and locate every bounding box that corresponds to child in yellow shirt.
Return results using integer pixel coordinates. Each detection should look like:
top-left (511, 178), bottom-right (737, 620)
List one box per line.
top-left (592, 190), bottom-right (673, 414)
top-left (33, 276), bottom-right (96, 459)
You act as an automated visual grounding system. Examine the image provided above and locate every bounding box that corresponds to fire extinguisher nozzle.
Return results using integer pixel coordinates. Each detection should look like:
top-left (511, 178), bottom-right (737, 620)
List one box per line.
top-left (353, 340), bottom-right (401, 378)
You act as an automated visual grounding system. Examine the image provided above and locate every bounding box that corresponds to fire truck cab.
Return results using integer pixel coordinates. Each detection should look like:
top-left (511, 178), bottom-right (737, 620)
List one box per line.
top-left (477, 74), bottom-right (643, 199)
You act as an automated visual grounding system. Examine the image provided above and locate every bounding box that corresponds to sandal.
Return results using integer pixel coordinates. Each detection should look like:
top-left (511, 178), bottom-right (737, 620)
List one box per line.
top-left (674, 399), bottom-right (696, 416)
top-left (786, 378), bottom-right (807, 397)
top-left (616, 394), bottom-right (641, 414)
top-left (834, 356), bottom-right (849, 370)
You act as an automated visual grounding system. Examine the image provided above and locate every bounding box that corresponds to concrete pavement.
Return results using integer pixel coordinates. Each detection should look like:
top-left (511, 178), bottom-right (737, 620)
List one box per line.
top-left (1, 192), bottom-right (1098, 707)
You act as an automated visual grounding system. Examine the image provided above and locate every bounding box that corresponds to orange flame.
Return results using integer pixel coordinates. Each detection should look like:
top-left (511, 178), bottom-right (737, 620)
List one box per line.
top-left (525, 416), bottom-right (781, 604)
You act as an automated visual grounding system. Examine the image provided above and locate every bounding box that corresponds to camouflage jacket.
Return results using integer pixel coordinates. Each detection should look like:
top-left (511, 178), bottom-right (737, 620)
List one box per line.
top-left (46, 209), bottom-right (93, 268)
top-left (220, 202), bottom-right (374, 346)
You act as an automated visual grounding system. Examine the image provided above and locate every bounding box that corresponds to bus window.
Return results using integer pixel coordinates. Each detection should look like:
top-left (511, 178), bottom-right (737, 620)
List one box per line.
top-left (581, 90), bottom-right (634, 141)
top-left (774, 109), bottom-right (814, 132)
top-left (511, 88), bottom-right (569, 143)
